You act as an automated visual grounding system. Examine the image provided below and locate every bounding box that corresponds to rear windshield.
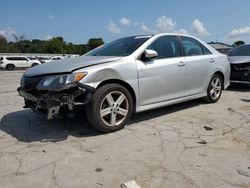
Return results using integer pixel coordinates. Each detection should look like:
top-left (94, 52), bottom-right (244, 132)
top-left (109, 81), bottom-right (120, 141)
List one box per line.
top-left (228, 45), bottom-right (250, 56)
top-left (85, 36), bottom-right (151, 57)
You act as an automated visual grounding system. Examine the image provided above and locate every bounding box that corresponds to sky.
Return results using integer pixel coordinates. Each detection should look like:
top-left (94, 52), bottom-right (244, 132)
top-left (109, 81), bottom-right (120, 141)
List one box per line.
top-left (1, 0), bottom-right (250, 44)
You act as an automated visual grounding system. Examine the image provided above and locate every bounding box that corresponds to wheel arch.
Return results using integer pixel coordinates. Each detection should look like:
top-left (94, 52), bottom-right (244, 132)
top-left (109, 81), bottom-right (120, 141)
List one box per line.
top-left (31, 63), bottom-right (39, 67)
top-left (5, 63), bottom-right (15, 70)
top-left (214, 71), bottom-right (225, 89)
top-left (96, 79), bottom-right (137, 112)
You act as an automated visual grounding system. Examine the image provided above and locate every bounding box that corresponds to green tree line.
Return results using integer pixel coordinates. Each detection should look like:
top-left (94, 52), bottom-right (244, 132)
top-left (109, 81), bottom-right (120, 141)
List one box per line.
top-left (0, 35), bottom-right (104, 55)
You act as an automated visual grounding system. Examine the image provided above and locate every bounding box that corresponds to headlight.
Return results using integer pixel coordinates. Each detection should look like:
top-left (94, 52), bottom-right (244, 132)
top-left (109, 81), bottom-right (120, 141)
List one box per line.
top-left (36, 72), bottom-right (87, 91)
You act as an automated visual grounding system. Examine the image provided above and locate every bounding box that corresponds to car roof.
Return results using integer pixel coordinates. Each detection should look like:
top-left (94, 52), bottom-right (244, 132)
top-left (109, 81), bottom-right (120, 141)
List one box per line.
top-left (153, 32), bottom-right (203, 39)
top-left (4, 55), bottom-right (28, 58)
top-left (127, 33), bottom-right (194, 39)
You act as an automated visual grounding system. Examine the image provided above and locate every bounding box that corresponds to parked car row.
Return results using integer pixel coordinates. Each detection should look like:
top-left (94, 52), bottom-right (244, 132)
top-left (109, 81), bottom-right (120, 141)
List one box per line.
top-left (0, 55), bottom-right (65, 70)
top-left (0, 56), bottom-right (41, 70)
top-left (38, 56), bottom-right (64, 63)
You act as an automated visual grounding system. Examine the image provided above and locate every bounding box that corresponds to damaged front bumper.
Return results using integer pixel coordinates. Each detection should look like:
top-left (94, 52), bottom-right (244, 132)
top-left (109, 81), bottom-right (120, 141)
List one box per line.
top-left (17, 83), bottom-right (94, 119)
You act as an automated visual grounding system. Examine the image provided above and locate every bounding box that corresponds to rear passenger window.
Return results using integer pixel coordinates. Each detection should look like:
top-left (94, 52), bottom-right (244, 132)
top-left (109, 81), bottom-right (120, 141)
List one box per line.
top-left (201, 45), bottom-right (212, 55)
top-left (6, 57), bottom-right (17, 61)
top-left (147, 36), bottom-right (181, 59)
top-left (180, 36), bottom-right (211, 56)
top-left (6, 57), bottom-right (27, 61)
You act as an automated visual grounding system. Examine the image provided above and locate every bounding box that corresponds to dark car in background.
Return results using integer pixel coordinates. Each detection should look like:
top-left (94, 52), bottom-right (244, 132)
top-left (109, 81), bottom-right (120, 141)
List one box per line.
top-left (228, 44), bottom-right (250, 84)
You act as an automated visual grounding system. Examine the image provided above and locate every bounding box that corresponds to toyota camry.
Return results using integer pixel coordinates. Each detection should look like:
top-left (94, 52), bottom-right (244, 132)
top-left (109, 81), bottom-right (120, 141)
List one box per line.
top-left (18, 33), bottom-right (230, 132)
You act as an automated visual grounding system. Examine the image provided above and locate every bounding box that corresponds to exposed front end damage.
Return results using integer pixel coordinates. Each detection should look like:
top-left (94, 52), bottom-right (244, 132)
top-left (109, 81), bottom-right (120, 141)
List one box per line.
top-left (17, 75), bottom-right (94, 119)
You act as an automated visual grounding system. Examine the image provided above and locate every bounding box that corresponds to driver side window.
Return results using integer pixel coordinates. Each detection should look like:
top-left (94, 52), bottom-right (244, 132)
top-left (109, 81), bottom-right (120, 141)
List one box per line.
top-left (147, 36), bottom-right (181, 59)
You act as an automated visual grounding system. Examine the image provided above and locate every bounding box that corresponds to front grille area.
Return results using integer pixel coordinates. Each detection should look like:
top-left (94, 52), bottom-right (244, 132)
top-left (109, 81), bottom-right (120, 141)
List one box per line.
top-left (21, 76), bottom-right (44, 91)
top-left (230, 63), bottom-right (250, 82)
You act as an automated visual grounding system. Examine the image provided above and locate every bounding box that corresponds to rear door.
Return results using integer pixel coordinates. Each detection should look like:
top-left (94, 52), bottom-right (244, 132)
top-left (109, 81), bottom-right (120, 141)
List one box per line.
top-left (180, 36), bottom-right (214, 96)
top-left (21, 57), bottom-right (31, 67)
top-left (137, 35), bottom-right (187, 106)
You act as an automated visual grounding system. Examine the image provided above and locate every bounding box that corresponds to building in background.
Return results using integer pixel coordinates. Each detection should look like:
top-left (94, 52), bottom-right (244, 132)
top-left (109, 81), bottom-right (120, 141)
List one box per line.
top-left (208, 42), bottom-right (233, 54)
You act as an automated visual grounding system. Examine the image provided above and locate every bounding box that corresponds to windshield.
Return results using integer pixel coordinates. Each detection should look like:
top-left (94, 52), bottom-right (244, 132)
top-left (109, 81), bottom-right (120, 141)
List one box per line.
top-left (85, 36), bottom-right (152, 57)
top-left (228, 45), bottom-right (250, 56)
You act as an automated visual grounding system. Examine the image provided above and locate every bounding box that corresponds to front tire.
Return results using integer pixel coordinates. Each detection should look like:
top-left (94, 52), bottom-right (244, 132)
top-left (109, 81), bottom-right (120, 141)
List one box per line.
top-left (86, 84), bottom-right (133, 133)
top-left (203, 74), bottom-right (223, 103)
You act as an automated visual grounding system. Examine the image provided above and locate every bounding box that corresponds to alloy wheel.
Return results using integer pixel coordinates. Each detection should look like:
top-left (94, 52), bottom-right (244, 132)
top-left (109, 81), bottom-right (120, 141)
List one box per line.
top-left (209, 77), bottom-right (222, 100)
top-left (100, 91), bottom-right (129, 127)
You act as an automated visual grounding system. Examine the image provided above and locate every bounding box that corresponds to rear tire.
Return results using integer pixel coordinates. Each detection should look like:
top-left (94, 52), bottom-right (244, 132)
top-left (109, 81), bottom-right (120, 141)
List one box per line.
top-left (6, 64), bottom-right (15, 71)
top-left (86, 84), bottom-right (133, 133)
top-left (203, 74), bottom-right (223, 103)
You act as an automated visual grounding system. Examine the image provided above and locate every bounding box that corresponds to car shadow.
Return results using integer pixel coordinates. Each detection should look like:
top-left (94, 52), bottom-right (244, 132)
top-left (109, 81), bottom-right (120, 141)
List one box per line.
top-left (130, 99), bottom-right (201, 124)
top-left (0, 100), bottom-right (203, 143)
top-left (227, 84), bottom-right (250, 103)
top-left (0, 109), bottom-right (101, 143)
top-left (228, 83), bottom-right (250, 92)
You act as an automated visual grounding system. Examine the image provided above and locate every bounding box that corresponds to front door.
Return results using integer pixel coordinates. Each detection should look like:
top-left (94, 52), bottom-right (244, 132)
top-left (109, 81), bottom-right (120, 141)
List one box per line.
top-left (137, 36), bottom-right (187, 106)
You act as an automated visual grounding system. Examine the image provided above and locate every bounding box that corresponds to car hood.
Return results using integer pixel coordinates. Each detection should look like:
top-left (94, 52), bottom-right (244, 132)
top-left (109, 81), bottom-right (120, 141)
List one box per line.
top-left (24, 56), bottom-right (122, 77)
top-left (228, 56), bottom-right (250, 64)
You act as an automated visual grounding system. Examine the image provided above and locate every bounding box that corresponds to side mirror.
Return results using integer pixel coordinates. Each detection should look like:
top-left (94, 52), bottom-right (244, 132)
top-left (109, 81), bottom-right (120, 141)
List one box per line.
top-left (144, 49), bottom-right (158, 59)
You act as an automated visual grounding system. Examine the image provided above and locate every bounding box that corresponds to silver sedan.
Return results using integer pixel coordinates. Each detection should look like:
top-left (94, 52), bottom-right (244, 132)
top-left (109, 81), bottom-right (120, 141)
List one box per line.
top-left (18, 33), bottom-right (230, 132)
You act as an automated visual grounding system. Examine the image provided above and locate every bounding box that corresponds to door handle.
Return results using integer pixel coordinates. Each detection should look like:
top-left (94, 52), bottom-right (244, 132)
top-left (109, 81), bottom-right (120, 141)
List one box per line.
top-left (177, 61), bottom-right (185, 67)
top-left (209, 58), bottom-right (215, 63)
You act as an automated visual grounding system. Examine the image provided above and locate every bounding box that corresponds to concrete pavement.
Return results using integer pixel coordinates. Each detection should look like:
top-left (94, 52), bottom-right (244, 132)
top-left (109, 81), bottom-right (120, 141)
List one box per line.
top-left (0, 71), bottom-right (250, 188)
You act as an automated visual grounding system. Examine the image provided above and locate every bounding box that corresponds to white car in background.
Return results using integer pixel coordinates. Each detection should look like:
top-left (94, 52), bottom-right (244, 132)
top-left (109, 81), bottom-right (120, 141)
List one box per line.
top-left (41, 56), bottom-right (64, 63)
top-left (0, 56), bottom-right (41, 70)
